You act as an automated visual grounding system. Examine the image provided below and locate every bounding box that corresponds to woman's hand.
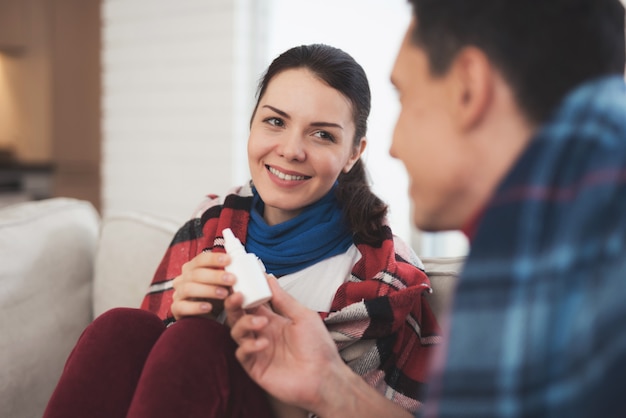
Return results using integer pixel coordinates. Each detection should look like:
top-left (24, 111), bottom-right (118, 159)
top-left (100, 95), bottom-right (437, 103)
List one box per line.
top-left (170, 251), bottom-right (235, 320)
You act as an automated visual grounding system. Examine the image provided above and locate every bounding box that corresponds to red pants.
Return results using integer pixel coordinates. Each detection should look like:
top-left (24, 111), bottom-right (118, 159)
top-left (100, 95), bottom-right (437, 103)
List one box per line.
top-left (43, 308), bottom-right (273, 418)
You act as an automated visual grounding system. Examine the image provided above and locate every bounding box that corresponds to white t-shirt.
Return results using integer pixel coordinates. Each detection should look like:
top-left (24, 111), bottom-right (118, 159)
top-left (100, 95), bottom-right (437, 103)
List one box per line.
top-left (277, 244), bottom-right (361, 313)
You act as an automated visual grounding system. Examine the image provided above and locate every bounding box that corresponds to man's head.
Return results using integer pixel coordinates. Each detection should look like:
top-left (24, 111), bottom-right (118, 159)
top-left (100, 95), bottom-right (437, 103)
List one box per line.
top-left (407, 0), bottom-right (625, 125)
top-left (390, 0), bottom-right (625, 231)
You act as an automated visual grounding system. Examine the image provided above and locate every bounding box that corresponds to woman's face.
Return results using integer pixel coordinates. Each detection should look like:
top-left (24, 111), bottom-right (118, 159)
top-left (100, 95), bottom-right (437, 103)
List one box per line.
top-left (248, 68), bottom-right (364, 226)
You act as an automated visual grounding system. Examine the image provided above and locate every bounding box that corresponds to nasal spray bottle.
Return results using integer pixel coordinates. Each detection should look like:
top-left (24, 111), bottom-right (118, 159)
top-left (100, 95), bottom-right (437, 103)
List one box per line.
top-left (222, 228), bottom-right (272, 309)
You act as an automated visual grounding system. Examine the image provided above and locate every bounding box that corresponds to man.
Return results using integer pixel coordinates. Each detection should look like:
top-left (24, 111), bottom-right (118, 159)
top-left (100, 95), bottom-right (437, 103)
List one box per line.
top-left (226, 0), bottom-right (626, 416)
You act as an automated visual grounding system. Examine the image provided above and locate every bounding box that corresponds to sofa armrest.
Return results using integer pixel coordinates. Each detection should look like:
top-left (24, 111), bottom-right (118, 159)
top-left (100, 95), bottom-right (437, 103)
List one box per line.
top-left (0, 198), bottom-right (99, 418)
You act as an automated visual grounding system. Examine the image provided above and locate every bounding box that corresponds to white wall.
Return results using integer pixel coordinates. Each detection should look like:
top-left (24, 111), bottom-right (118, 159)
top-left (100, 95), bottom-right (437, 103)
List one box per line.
top-left (102, 0), bottom-right (244, 222)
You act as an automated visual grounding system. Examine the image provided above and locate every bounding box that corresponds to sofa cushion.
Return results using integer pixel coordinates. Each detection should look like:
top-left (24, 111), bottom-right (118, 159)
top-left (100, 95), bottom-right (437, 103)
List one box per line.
top-left (0, 198), bottom-right (99, 418)
top-left (421, 256), bottom-right (465, 320)
top-left (92, 211), bottom-right (179, 318)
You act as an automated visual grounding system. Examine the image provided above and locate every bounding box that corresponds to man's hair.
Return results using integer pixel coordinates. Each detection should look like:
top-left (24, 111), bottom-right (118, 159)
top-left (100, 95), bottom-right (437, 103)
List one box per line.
top-left (408, 0), bottom-right (626, 124)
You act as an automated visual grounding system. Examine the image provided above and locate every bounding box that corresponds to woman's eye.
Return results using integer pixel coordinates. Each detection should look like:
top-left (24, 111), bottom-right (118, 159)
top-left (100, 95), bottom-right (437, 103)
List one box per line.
top-left (265, 117), bottom-right (284, 127)
top-left (314, 131), bottom-right (335, 142)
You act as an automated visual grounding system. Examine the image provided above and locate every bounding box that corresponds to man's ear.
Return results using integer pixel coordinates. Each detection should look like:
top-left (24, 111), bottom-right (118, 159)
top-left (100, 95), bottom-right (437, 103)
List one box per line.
top-left (449, 47), bottom-right (494, 131)
top-left (343, 137), bottom-right (367, 173)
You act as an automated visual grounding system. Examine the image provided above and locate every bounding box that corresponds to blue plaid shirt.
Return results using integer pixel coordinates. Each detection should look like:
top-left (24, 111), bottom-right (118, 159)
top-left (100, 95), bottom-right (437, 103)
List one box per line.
top-left (420, 76), bottom-right (626, 418)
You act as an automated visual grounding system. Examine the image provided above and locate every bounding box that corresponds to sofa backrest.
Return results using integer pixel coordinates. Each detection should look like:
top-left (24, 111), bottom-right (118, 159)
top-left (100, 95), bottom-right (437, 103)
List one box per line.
top-left (93, 211), bottom-right (180, 318)
top-left (421, 256), bottom-right (464, 320)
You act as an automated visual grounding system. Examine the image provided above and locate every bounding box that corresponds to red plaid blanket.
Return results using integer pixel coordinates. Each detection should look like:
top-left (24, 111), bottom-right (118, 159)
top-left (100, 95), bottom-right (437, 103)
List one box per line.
top-left (141, 184), bottom-right (440, 412)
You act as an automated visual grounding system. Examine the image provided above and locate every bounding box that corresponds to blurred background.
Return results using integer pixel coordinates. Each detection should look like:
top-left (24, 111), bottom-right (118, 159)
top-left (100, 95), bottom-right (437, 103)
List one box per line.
top-left (0, 0), bottom-right (474, 257)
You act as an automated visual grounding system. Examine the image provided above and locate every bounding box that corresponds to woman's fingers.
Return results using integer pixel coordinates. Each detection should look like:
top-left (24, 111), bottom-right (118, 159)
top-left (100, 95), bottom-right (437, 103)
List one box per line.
top-left (173, 253), bottom-right (235, 302)
top-left (183, 251), bottom-right (231, 271)
top-left (171, 252), bottom-right (236, 320)
top-left (177, 265), bottom-right (234, 287)
top-left (174, 280), bottom-right (230, 301)
top-left (171, 299), bottom-right (214, 317)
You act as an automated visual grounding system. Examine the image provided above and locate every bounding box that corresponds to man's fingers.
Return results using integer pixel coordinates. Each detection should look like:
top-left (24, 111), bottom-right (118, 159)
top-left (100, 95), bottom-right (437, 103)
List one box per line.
top-left (224, 292), bottom-right (246, 327)
top-left (230, 313), bottom-right (269, 342)
top-left (235, 337), bottom-right (269, 364)
top-left (265, 275), bottom-right (307, 319)
top-left (224, 291), bottom-right (244, 311)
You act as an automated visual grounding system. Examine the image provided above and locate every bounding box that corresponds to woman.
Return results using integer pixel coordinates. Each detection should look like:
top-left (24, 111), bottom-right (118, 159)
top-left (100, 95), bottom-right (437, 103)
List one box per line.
top-left (44, 44), bottom-right (440, 418)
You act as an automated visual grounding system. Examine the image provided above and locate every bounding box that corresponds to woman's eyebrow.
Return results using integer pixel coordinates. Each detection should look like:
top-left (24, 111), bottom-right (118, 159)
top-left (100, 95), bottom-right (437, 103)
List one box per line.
top-left (263, 104), bottom-right (343, 130)
top-left (310, 122), bottom-right (343, 130)
top-left (263, 105), bottom-right (290, 119)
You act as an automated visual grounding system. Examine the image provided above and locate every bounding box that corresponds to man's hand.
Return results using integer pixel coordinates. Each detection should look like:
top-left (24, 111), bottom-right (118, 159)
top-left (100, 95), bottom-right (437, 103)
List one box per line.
top-left (226, 276), bottom-right (341, 411)
top-left (226, 277), bottom-right (412, 418)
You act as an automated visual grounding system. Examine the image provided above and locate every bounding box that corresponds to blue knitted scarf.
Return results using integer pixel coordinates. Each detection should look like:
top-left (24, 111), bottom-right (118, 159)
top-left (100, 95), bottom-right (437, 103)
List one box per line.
top-left (245, 186), bottom-right (353, 276)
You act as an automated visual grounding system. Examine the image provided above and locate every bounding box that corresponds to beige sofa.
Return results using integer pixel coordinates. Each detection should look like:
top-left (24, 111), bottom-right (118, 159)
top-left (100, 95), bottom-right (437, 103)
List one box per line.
top-left (0, 197), bottom-right (465, 418)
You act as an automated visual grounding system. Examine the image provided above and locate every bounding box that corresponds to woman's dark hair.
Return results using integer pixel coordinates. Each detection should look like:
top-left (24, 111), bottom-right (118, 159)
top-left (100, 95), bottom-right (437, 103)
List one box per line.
top-left (251, 44), bottom-right (389, 245)
top-left (408, 0), bottom-right (626, 124)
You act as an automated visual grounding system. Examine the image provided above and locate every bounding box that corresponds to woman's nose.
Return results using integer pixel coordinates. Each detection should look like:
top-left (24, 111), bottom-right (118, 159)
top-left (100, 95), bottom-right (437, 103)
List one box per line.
top-left (277, 133), bottom-right (306, 161)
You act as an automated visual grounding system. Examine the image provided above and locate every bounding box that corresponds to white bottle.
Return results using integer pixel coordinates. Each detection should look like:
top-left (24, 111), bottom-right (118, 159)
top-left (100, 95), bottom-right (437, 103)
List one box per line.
top-left (222, 228), bottom-right (272, 309)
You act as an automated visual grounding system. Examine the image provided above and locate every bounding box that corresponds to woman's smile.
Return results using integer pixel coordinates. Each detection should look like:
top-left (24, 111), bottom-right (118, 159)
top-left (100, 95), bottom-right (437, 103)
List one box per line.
top-left (266, 164), bottom-right (311, 182)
